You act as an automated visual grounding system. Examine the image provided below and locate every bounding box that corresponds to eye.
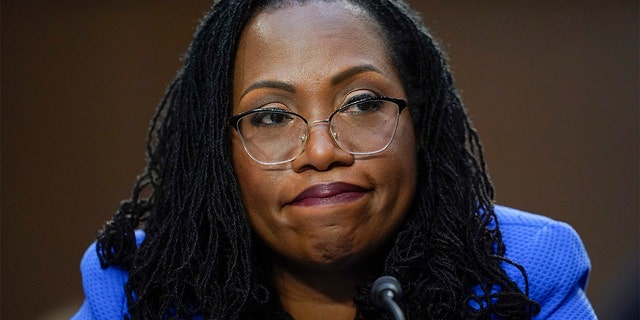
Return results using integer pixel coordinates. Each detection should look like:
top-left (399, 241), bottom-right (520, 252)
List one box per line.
top-left (340, 97), bottom-right (384, 115)
top-left (344, 92), bottom-right (377, 105)
top-left (248, 110), bottom-right (294, 127)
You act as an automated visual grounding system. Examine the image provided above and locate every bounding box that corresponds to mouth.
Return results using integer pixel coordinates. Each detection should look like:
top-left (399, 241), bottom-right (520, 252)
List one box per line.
top-left (289, 182), bottom-right (368, 207)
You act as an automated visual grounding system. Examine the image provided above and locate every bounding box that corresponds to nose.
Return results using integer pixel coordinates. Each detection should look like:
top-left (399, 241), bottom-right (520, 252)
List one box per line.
top-left (292, 120), bottom-right (353, 172)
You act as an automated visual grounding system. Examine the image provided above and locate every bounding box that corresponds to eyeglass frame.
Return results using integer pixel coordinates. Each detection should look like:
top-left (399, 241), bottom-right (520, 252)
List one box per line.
top-left (229, 96), bottom-right (408, 165)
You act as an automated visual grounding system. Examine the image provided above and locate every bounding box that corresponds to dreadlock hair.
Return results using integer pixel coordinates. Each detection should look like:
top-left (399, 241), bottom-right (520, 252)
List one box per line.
top-left (96, 0), bottom-right (541, 318)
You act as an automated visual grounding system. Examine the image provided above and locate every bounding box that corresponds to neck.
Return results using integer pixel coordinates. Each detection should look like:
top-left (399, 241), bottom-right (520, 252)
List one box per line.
top-left (271, 259), bottom-right (377, 320)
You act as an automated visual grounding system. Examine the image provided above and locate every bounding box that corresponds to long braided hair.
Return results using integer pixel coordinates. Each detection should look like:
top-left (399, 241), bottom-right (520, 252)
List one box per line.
top-left (96, 0), bottom-right (540, 318)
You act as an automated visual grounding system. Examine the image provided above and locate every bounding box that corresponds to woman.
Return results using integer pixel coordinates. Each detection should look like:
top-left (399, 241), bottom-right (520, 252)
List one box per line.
top-left (73, 0), bottom-right (596, 319)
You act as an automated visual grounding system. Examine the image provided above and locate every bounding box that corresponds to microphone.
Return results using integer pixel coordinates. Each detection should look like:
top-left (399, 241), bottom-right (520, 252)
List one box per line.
top-left (370, 276), bottom-right (405, 320)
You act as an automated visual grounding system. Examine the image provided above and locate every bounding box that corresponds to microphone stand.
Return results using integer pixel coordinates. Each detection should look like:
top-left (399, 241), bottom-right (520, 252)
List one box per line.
top-left (370, 276), bottom-right (405, 320)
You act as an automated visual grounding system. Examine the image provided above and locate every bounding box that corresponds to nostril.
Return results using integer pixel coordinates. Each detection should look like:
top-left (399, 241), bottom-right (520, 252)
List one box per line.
top-left (292, 123), bottom-right (354, 172)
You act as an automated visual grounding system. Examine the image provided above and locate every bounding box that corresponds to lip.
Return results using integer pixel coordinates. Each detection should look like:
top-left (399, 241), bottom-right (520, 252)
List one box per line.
top-left (289, 182), bottom-right (368, 207)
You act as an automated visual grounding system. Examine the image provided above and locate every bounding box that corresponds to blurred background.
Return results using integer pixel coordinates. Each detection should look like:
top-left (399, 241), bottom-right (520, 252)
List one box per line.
top-left (2, 1), bottom-right (638, 319)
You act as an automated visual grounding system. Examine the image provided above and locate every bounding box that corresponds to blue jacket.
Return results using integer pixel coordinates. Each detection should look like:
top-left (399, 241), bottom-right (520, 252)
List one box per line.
top-left (72, 205), bottom-right (597, 319)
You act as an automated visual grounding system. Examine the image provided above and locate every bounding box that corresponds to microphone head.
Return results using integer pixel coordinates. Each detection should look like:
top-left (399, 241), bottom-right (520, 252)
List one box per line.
top-left (370, 276), bottom-right (403, 308)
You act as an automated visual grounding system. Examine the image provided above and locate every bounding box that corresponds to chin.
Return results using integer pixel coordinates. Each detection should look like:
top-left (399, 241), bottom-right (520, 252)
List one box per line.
top-left (299, 237), bottom-right (387, 272)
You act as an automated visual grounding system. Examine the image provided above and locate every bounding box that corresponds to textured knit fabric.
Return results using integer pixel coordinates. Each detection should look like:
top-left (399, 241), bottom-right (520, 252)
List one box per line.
top-left (71, 205), bottom-right (597, 319)
top-left (491, 206), bottom-right (596, 319)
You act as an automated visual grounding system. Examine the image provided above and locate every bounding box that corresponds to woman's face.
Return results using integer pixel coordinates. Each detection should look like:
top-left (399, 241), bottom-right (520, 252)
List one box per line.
top-left (231, 2), bottom-right (417, 271)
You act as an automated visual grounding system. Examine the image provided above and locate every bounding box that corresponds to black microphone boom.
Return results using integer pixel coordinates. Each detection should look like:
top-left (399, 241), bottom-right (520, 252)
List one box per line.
top-left (370, 276), bottom-right (405, 320)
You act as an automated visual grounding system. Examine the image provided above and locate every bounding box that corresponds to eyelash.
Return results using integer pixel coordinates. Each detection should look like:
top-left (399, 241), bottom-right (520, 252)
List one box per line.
top-left (345, 92), bottom-right (378, 105)
top-left (247, 90), bottom-right (381, 113)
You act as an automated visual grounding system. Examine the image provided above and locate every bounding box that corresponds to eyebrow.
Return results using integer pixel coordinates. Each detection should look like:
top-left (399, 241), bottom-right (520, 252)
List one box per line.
top-left (239, 64), bottom-right (384, 100)
top-left (330, 64), bottom-right (382, 86)
top-left (239, 80), bottom-right (296, 100)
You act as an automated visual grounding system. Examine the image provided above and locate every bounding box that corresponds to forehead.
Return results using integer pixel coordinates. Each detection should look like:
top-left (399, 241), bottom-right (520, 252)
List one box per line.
top-left (256, 0), bottom-right (375, 25)
top-left (234, 2), bottom-right (394, 82)
top-left (243, 1), bottom-right (387, 51)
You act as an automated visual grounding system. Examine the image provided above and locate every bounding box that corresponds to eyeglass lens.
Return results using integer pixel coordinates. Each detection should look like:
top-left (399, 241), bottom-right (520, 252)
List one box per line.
top-left (235, 98), bottom-right (402, 164)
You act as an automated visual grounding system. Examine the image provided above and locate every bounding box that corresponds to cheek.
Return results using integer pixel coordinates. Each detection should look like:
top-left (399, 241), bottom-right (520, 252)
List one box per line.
top-left (360, 117), bottom-right (417, 241)
top-left (384, 117), bottom-right (418, 218)
top-left (231, 138), bottom-right (285, 233)
top-left (232, 138), bottom-right (264, 213)
top-left (385, 116), bottom-right (417, 193)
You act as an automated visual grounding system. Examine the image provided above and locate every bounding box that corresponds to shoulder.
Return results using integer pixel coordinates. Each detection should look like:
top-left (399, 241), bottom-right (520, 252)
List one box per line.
top-left (494, 205), bottom-right (588, 274)
top-left (493, 205), bottom-right (597, 319)
top-left (71, 230), bottom-right (146, 320)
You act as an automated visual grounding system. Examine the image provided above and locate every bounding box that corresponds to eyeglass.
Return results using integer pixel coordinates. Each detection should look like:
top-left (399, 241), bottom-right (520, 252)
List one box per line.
top-left (229, 96), bottom-right (407, 165)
